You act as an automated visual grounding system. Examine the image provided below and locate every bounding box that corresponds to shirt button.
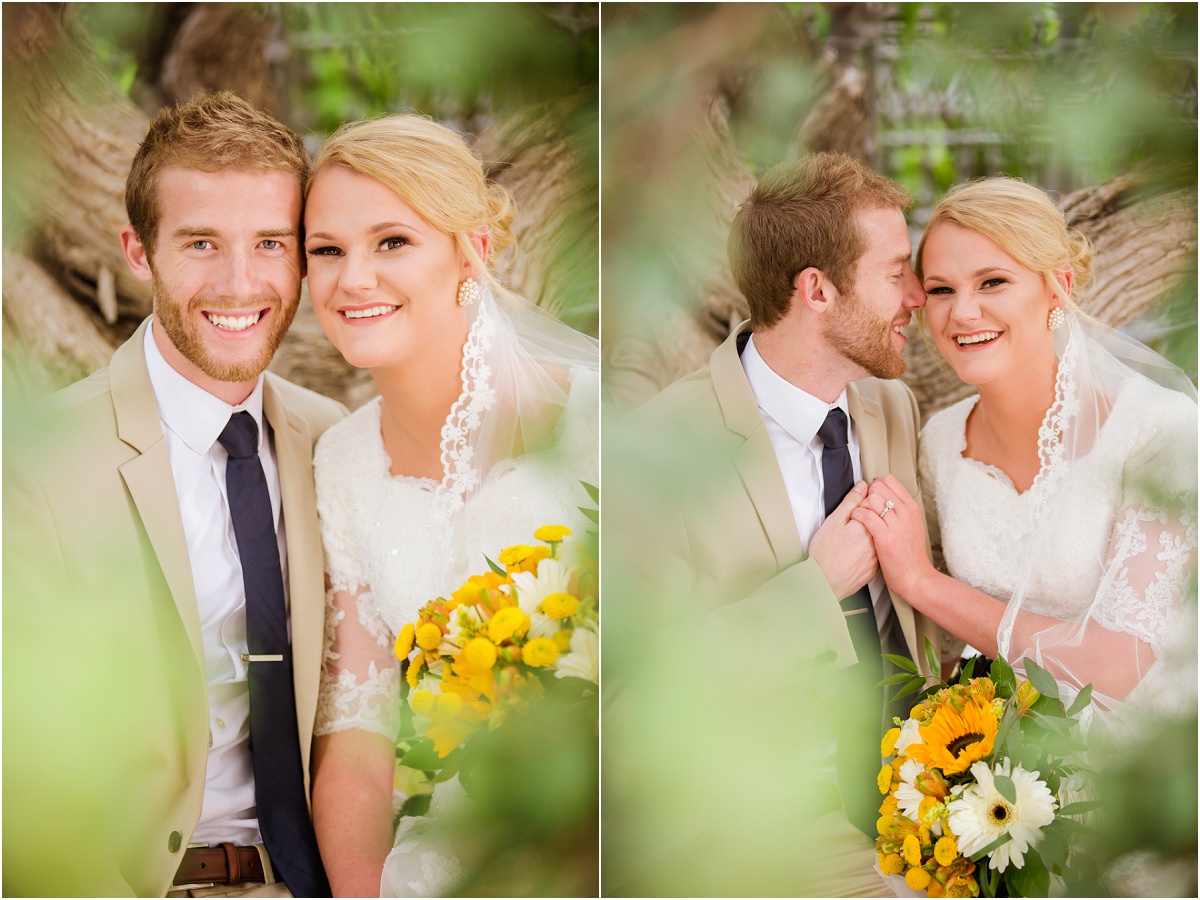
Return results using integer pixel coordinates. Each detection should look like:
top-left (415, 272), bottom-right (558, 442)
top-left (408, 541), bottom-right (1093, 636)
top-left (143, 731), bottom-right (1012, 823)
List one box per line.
top-left (215, 718), bottom-right (226, 730)
top-left (168, 831), bottom-right (182, 853)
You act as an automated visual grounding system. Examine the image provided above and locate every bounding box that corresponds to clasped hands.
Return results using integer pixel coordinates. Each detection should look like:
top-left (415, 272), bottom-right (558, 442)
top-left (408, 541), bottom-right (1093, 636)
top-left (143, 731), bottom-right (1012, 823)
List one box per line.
top-left (808, 475), bottom-right (928, 599)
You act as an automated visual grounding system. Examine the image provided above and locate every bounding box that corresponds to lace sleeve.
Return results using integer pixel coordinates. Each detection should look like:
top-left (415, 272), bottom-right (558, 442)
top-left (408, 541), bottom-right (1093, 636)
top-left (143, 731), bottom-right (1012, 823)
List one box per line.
top-left (314, 430), bottom-right (402, 740)
top-left (1091, 402), bottom-right (1198, 658)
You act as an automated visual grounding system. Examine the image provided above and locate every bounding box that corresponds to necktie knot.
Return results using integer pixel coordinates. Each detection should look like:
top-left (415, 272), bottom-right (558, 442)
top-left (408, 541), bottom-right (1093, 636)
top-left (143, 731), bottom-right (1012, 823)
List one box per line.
top-left (219, 411), bottom-right (259, 459)
top-left (817, 406), bottom-right (849, 450)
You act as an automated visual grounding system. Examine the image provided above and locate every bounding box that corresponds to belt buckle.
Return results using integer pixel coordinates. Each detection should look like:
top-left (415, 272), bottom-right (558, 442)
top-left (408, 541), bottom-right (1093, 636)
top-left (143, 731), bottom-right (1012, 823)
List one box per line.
top-left (173, 842), bottom-right (217, 891)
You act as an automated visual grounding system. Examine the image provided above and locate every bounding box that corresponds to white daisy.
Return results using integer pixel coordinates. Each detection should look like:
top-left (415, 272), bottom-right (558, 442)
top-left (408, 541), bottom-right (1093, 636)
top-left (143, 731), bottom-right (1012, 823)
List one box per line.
top-left (895, 716), bottom-right (922, 757)
top-left (509, 557), bottom-right (572, 640)
top-left (895, 758), bottom-right (943, 836)
top-left (947, 758), bottom-right (1057, 872)
top-left (554, 626), bottom-right (598, 684)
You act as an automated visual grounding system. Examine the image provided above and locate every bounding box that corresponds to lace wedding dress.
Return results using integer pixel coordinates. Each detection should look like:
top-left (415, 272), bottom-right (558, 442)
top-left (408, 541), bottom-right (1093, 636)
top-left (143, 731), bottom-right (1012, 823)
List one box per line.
top-left (312, 291), bottom-right (598, 897)
top-left (919, 315), bottom-right (1197, 734)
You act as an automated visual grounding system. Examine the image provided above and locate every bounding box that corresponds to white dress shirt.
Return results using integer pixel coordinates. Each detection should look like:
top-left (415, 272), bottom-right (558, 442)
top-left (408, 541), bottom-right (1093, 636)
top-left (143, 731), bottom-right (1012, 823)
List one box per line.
top-left (741, 334), bottom-right (890, 631)
top-left (144, 323), bottom-right (289, 846)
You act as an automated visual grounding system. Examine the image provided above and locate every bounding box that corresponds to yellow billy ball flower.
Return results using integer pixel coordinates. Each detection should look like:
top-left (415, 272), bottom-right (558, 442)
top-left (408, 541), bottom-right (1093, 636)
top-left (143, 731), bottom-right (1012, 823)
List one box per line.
top-left (919, 825), bottom-right (931, 847)
top-left (880, 853), bottom-right (905, 876)
top-left (881, 727), bottom-right (901, 757)
top-left (540, 592), bottom-right (579, 620)
top-left (435, 692), bottom-right (463, 715)
top-left (902, 834), bottom-right (922, 868)
top-left (406, 653), bottom-right (424, 688)
top-left (905, 867), bottom-right (931, 891)
top-left (552, 628), bottom-right (573, 651)
top-left (409, 690), bottom-right (436, 716)
top-left (522, 637), bottom-right (560, 667)
top-left (487, 607), bottom-right (531, 643)
top-left (876, 816), bottom-right (891, 836)
top-left (463, 637), bottom-right (498, 670)
top-left (877, 764), bottom-right (893, 795)
top-left (395, 623), bottom-right (415, 660)
top-left (416, 622), bottom-right (443, 652)
top-left (934, 835), bottom-right (958, 867)
top-left (534, 524), bottom-right (572, 543)
top-left (498, 544), bottom-right (536, 566)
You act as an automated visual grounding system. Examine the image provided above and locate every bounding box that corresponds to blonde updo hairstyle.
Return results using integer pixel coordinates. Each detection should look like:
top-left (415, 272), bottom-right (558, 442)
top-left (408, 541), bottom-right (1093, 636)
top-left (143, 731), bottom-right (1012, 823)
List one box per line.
top-left (916, 176), bottom-right (1094, 310)
top-left (306, 115), bottom-right (515, 286)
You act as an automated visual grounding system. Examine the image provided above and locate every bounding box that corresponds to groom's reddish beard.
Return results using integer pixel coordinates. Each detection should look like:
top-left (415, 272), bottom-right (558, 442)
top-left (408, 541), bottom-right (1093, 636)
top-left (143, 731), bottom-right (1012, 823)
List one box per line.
top-left (152, 273), bottom-right (299, 383)
top-left (826, 287), bottom-right (907, 380)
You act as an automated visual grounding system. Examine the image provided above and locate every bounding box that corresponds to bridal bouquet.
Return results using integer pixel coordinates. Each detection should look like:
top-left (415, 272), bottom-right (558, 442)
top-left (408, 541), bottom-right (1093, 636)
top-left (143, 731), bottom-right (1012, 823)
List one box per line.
top-left (391, 520), bottom-right (599, 792)
top-left (875, 646), bottom-right (1095, 897)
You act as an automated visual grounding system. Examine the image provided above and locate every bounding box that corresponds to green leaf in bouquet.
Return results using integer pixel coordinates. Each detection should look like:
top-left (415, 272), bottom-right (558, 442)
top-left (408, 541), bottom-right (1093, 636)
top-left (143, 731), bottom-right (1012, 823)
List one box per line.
top-left (1021, 658), bottom-right (1060, 700)
top-left (1057, 799), bottom-right (1101, 817)
top-left (582, 480), bottom-right (600, 504)
top-left (993, 773), bottom-right (1017, 804)
top-left (1027, 710), bottom-right (1072, 733)
top-left (484, 554), bottom-right (507, 576)
top-left (1030, 693), bottom-right (1066, 718)
top-left (1006, 847), bottom-right (1050, 896)
top-left (579, 505), bottom-right (600, 524)
top-left (990, 655), bottom-right (1017, 695)
top-left (1065, 683), bottom-right (1093, 717)
top-left (958, 654), bottom-right (978, 683)
top-left (878, 672), bottom-right (916, 687)
top-left (891, 674), bottom-right (927, 702)
top-left (397, 792), bottom-right (432, 819)
top-left (993, 703), bottom-right (1019, 752)
top-left (924, 636), bottom-right (939, 677)
top-left (1038, 826), bottom-right (1069, 870)
top-left (398, 739), bottom-right (451, 772)
top-left (882, 652), bottom-right (920, 674)
top-left (969, 831), bottom-right (1013, 862)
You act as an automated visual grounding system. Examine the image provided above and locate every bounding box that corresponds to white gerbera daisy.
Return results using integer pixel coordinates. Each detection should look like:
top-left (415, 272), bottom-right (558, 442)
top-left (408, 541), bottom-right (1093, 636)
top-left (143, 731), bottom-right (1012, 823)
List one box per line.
top-left (894, 717), bottom-right (922, 757)
top-left (554, 626), bottom-right (598, 684)
top-left (947, 758), bottom-right (1057, 872)
top-left (895, 758), bottom-right (943, 836)
top-left (509, 558), bottom-right (572, 640)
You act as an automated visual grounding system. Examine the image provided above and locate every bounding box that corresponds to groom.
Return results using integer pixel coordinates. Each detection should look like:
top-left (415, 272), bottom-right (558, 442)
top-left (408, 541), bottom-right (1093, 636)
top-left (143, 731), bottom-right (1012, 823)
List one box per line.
top-left (4, 93), bottom-right (343, 896)
top-left (637, 152), bottom-right (947, 895)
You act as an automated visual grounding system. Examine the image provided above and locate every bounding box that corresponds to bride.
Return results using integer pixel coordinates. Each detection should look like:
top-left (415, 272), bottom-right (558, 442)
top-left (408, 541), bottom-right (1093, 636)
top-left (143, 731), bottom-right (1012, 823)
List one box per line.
top-left (302, 115), bottom-right (598, 896)
top-left (853, 176), bottom-right (1197, 733)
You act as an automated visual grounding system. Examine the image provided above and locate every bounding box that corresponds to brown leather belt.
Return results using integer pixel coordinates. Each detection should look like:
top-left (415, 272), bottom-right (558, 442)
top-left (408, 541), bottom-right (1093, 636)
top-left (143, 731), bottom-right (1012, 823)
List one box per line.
top-left (173, 842), bottom-right (265, 887)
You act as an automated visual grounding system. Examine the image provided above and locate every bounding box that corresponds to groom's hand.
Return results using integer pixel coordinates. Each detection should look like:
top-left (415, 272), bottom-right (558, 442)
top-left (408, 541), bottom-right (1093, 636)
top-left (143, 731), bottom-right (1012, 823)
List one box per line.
top-left (809, 481), bottom-right (879, 599)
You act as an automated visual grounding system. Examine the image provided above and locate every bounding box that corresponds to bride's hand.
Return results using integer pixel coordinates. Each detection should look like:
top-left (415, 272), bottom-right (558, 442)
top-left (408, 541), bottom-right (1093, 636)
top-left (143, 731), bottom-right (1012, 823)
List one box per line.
top-left (850, 476), bottom-right (933, 599)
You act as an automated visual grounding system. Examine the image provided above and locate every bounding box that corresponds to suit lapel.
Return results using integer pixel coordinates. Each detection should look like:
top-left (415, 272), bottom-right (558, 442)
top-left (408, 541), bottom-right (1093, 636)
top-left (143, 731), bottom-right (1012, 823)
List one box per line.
top-left (263, 376), bottom-right (322, 783)
top-left (712, 326), bottom-right (805, 566)
top-left (112, 319), bottom-right (205, 667)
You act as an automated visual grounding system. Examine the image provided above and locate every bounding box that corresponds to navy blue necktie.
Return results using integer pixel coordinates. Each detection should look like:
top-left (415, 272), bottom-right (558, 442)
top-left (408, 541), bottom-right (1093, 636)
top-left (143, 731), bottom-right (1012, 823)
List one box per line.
top-left (817, 406), bottom-right (883, 837)
top-left (219, 412), bottom-right (330, 896)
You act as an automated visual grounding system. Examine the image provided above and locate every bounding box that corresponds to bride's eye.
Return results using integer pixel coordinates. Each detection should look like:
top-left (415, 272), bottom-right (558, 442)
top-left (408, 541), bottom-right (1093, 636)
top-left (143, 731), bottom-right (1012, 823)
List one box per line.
top-left (982, 277), bottom-right (1007, 288)
top-left (306, 245), bottom-right (342, 258)
top-left (380, 236), bottom-right (409, 251)
top-left (926, 285), bottom-right (952, 295)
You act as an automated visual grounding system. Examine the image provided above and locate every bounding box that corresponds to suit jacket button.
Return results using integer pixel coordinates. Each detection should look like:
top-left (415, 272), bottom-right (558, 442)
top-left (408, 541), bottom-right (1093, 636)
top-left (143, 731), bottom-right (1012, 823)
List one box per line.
top-left (168, 831), bottom-right (182, 853)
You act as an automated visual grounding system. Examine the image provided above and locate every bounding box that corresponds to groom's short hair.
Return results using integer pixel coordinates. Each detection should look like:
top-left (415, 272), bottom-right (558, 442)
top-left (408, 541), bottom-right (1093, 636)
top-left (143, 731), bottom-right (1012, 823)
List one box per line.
top-left (125, 91), bottom-right (309, 259)
top-left (730, 152), bottom-right (912, 330)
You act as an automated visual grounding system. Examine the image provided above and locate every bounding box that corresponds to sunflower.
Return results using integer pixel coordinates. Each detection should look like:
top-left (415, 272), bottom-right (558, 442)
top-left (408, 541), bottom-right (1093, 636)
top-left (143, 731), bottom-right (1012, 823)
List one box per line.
top-left (909, 698), bottom-right (998, 775)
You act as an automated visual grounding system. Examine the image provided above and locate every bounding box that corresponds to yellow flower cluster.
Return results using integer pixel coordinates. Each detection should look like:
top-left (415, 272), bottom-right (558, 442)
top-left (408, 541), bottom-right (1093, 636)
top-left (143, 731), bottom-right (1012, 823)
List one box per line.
top-left (393, 524), bottom-right (595, 759)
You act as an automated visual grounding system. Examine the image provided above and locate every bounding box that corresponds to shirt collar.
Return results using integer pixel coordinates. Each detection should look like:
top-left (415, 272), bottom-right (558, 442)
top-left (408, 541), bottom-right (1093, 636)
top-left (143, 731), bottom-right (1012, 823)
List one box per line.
top-left (742, 333), bottom-right (849, 446)
top-left (143, 319), bottom-right (266, 456)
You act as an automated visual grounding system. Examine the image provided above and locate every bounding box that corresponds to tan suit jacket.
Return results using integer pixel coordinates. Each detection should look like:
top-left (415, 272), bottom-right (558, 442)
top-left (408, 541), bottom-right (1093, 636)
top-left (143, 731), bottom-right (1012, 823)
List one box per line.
top-left (639, 324), bottom-right (941, 675)
top-left (3, 318), bottom-right (345, 896)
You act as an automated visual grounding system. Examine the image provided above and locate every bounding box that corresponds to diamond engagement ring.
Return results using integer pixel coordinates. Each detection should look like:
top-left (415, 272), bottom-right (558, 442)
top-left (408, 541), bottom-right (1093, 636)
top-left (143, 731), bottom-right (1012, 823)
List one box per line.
top-left (879, 500), bottom-right (895, 519)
